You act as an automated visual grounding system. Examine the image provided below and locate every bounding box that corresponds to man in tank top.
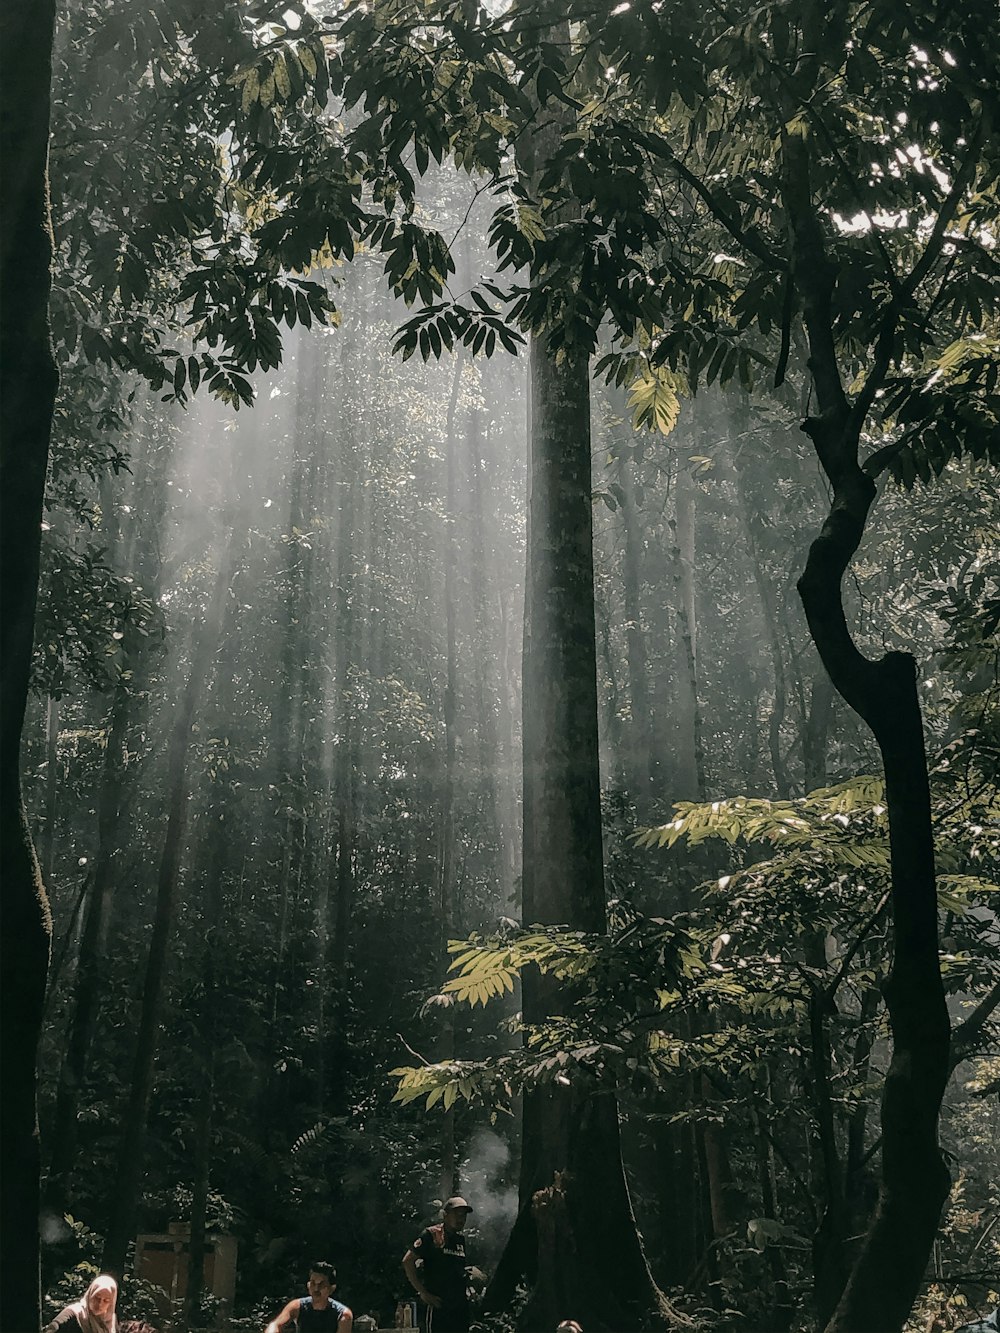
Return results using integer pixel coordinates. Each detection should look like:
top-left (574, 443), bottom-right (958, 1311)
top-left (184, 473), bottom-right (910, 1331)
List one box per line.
top-left (264, 1262), bottom-right (353, 1333)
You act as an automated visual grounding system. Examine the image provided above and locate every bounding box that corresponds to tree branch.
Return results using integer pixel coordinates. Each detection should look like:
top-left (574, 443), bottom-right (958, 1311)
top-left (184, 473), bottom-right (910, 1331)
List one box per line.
top-left (902, 111), bottom-right (989, 301)
top-left (951, 976), bottom-right (1000, 1065)
top-left (637, 131), bottom-right (786, 272)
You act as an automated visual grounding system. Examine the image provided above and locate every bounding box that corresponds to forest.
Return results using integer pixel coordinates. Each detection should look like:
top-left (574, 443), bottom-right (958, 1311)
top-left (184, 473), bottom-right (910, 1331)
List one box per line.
top-left (1, 1), bottom-right (998, 1332)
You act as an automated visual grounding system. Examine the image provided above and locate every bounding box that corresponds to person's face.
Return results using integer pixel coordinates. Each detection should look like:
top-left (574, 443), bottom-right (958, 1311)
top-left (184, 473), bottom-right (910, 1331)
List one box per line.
top-left (308, 1273), bottom-right (333, 1306)
top-left (444, 1208), bottom-right (469, 1233)
top-left (90, 1288), bottom-right (114, 1317)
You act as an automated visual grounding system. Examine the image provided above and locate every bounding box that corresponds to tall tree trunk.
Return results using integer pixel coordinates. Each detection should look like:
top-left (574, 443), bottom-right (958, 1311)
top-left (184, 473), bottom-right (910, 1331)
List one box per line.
top-left (102, 545), bottom-right (233, 1276)
top-left (41, 695), bottom-right (60, 882)
top-left (751, 1070), bottom-right (793, 1332)
top-left (45, 682), bottom-right (131, 1207)
top-left (490, 328), bottom-right (665, 1331)
top-left (803, 671), bottom-right (835, 793)
top-left (730, 448), bottom-right (791, 797)
top-left (183, 814), bottom-right (228, 1327)
top-left (438, 355), bottom-right (464, 1201)
top-left (670, 464), bottom-right (705, 800)
top-left (595, 573), bottom-right (627, 787)
top-left (184, 545), bottom-right (244, 1326)
top-left (668, 458), bottom-right (732, 1264)
top-left (780, 111), bottom-right (951, 1333)
top-left (618, 447), bottom-right (656, 817)
top-left (0, 6), bottom-right (59, 1326)
top-left (467, 391), bottom-right (513, 908)
top-left (46, 457), bottom-right (168, 1210)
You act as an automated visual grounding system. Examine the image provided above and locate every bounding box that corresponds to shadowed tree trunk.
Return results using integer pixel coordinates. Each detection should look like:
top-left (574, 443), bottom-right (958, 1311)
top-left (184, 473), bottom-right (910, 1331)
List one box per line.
top-left (779, 104), bottom-right (952, 1333)
top-left (730, 444), bottom-right (792, 797)
top-left (184, 540), bottom-right (245, 1326)
top-left (0, 5), bottom-right (59, 1326)
top-left (803, 670), bottom-right (835, 793)
top-left (41, 696), bottom-right (60, 882)
top-left (481, 21), bottom-right (667, 1323)
top-left (182, 827), bottom-right (225, 1329)
top-left (617, 442), bottom-right (656, 817)
top-left (102, 542), bottom-right (234, 1276)
top-left (752, 1069), bottom-right (793, 1331)
top-left (45, 684), bottom-right (131, 1207)
top-left (47, 448), bottom-right (169, 1210)
top-left (437, 355), bottom-right (466, 1200)
top-left (490, 325), bottom-right (665, 1331)
top-left (670, 463), bottom-right (705, 800)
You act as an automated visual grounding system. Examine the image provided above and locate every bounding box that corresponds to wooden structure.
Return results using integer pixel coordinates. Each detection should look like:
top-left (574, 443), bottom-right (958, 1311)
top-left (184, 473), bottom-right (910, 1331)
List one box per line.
top-left (134, 1222), bottom-right (238, 1318)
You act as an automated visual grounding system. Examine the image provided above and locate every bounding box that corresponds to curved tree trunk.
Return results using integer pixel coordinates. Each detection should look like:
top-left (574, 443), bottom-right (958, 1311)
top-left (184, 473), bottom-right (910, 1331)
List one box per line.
top-left (0, 5), bottom-right (59, 1328)
top-left (780, 111), bottom-right (952, 1332)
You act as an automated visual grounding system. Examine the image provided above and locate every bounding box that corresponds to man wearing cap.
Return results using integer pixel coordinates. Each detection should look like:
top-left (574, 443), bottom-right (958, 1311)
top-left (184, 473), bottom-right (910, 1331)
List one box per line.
top-left (402, 1197), bottom-right (475, 1333)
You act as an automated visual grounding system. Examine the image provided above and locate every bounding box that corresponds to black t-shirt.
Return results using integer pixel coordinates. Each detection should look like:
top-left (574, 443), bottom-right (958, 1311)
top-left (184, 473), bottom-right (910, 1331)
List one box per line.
top-left (411, 1223), bottom-right (469, 1307)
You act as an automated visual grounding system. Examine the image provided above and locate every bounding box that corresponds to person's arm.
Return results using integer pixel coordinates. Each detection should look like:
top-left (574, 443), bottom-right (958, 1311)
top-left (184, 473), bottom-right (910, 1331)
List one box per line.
top-left (403, 1249), bottom-right (441, 1309)
top-left (42, 1307), bottom-right (82, 1333)
top-left (337, 1305), bottom-right (354, 1333)
top-left (264, 1297), bottom-right (301, 1333)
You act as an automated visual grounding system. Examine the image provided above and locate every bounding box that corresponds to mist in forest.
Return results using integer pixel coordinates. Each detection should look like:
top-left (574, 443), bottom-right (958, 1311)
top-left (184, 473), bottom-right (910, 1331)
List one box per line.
top-left (15, 12), bottom-right (1000, 1331)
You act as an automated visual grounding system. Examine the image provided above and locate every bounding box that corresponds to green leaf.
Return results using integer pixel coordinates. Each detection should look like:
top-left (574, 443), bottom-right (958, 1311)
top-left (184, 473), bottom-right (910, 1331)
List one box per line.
top-left (628, 367), bottom-right (681, 436)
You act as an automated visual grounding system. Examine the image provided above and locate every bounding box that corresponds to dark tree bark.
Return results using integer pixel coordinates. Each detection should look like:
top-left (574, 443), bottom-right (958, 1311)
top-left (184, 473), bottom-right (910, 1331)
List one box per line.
top-left (0, 5), bottom-right (59, 1327)
top-left (489, 328), bottom-right (665, 1332)
top-left (102, 546), bottom-right (233, 1276)
top-left (779, 112), bottom-right (952, 1333)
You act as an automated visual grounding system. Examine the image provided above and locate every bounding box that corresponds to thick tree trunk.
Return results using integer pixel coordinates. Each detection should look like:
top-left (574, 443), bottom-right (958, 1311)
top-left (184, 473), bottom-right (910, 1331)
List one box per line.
top-left (102, 547), bottom-right (233, 1276)
top-left (490, 331), bottom-right (664, 1331)
top-left (0, 5), bottom-right (59, 1327)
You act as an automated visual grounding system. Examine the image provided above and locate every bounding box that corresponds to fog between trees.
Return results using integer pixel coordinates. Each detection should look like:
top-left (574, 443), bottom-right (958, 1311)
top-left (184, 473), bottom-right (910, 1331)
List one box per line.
top-left (2, 2), bottom-right (999, 1332)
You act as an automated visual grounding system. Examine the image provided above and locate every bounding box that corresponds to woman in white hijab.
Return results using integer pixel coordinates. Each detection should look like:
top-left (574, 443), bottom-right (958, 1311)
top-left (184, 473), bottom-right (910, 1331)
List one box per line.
top-left (44, 1273), bottom-right (118, 1333)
